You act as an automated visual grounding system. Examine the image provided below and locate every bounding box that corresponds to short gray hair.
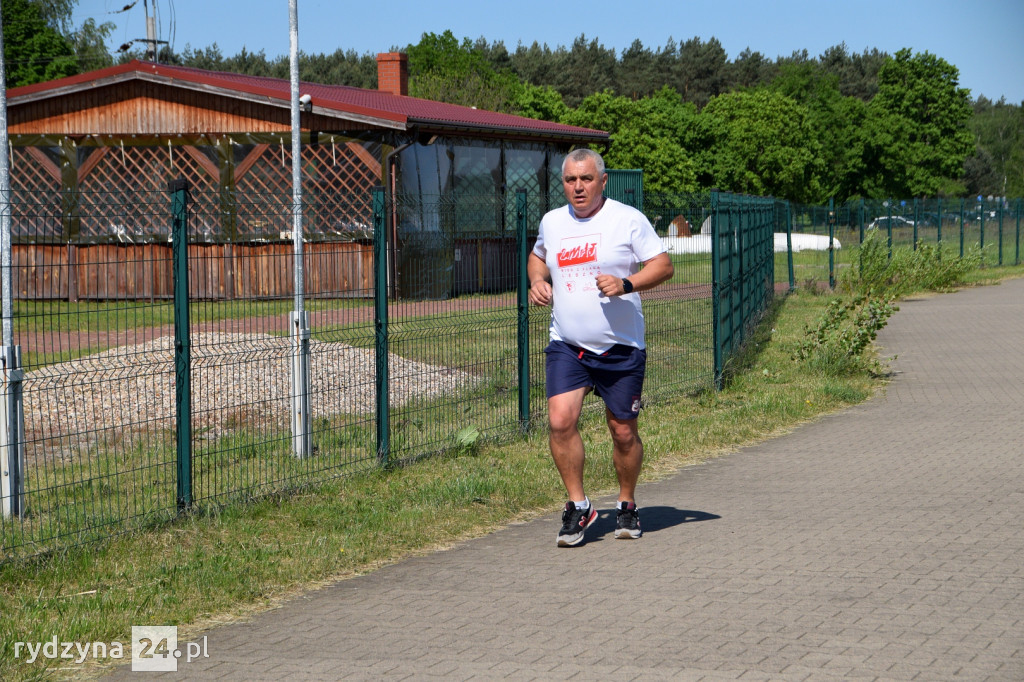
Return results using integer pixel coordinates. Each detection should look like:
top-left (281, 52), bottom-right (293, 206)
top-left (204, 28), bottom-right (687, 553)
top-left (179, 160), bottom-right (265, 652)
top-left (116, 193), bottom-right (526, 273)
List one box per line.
top-left (561, 148), bottom-right (606, 177)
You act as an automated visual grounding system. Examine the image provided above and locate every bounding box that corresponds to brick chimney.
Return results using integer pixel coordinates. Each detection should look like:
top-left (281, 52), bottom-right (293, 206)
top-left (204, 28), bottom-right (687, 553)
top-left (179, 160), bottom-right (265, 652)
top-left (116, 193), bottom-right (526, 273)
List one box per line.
top-left (376, 52), bottom-right (408, 97)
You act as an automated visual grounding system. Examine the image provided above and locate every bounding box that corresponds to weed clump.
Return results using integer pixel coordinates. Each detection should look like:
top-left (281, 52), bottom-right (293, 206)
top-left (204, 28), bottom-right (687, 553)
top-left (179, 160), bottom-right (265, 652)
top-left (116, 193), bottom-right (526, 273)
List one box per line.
top-left (841, 228), bottom-right (980, 298)
top-left (795, 228), bottom-right (981, 377)
top-left (794, 295), bottom-right (898, 376)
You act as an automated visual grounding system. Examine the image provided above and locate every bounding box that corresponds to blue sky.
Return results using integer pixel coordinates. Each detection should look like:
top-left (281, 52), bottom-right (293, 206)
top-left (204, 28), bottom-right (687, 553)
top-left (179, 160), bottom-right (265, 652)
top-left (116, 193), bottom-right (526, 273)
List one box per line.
top-left (74, 0), bottom-right (1024, 103)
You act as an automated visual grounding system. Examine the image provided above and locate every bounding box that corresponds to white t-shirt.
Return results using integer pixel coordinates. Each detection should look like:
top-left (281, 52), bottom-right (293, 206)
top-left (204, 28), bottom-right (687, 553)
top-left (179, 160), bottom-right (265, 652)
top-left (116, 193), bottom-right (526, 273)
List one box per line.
top-left (533, 198), bottom-right (666, 353)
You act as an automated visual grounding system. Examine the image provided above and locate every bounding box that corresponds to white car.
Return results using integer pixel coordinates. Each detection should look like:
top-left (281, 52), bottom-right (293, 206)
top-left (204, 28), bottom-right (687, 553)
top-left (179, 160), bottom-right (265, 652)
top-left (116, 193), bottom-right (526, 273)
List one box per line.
top-left (867, 215), bottom-right (914, 229)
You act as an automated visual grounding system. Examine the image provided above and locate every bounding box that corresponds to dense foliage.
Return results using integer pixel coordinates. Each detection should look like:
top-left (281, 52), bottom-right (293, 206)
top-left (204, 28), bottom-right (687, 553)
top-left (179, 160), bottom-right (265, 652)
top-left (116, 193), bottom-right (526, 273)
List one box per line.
top-left (1, 0), bottom-right (77, 86)
top-left (3, 5), bottom-right (1021, 202)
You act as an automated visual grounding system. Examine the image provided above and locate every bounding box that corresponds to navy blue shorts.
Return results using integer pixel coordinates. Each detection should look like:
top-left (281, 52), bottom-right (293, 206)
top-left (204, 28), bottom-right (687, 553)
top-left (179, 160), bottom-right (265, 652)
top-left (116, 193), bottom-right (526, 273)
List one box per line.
top-left (544, 340), bottom-right (647, 420)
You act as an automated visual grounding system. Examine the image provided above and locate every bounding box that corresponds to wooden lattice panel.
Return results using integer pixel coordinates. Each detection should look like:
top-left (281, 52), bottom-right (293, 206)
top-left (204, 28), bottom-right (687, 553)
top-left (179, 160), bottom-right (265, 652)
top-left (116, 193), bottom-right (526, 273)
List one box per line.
top-left (173, 147), bottom-right (219, 238)
top-left (234, 143), bottom-right (292, 237)
top-left (78, 145), bottom-right (219, 239)
top-left (9, 147), bottom-right (63, 240)
top-left (234, 141), bottom-right (379, 238)
top-left (302, 142), bottom-right (377, 236)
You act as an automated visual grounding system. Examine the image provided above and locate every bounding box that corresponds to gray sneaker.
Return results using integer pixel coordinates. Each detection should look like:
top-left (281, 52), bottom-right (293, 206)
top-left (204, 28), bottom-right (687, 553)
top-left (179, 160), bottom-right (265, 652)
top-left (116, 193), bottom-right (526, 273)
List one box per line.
top-left (614, 501), bottom-right (642, 539)
top-left (557, 502), bottom-right (598, 547)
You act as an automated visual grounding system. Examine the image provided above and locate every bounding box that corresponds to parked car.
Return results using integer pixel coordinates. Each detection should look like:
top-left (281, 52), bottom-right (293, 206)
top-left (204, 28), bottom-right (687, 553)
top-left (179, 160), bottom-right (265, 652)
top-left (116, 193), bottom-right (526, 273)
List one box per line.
top-left (867, 215), bottom-right (914, 229)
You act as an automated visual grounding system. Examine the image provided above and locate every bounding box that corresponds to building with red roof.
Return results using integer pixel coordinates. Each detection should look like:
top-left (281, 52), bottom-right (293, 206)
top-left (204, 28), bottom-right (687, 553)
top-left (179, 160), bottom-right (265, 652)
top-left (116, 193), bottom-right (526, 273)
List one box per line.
top-left (7, 55), bottom-right (607, 234)
top-left (5, 54), bottom-right (608, 298)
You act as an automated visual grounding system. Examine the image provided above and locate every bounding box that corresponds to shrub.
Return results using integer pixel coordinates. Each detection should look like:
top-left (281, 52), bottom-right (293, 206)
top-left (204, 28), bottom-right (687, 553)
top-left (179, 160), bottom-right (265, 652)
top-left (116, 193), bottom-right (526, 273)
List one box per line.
top-left (794, 295), bottom-right (898, 376)
top-left (841, 228), bottom-right (980, 298)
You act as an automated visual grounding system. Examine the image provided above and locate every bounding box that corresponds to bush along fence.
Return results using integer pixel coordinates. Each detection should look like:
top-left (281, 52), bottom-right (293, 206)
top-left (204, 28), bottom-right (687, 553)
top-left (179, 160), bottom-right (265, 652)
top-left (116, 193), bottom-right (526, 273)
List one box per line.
top-left (0, 180), bottom-right (779, 561)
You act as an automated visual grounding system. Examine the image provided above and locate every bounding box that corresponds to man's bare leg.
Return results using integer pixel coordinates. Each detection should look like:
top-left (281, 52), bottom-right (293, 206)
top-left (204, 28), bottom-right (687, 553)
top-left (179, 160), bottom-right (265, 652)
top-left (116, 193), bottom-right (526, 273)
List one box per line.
top-left (548, 387), bottom-right (589, 501)
top-left (607, 411), bottom-right (643, 504)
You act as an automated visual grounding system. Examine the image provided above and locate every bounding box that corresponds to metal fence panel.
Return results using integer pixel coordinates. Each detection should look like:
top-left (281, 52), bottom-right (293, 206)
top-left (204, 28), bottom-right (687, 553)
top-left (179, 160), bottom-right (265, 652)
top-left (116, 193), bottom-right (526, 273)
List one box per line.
top-left (2, 182), bottom-right (913, 562)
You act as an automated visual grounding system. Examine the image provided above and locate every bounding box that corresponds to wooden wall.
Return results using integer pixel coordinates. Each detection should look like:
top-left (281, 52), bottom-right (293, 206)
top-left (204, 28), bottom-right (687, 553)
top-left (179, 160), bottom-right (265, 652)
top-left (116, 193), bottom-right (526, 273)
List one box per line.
top-left (7, 80), bottom-right (358, 136)
top-left (13, 242), bottom-right (373, 301)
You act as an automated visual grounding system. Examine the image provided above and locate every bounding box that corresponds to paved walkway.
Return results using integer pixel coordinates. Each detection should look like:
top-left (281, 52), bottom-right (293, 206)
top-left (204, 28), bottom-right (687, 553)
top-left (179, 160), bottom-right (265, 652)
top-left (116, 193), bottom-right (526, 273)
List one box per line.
top-left (110, 278), bottom-right (1024, 680)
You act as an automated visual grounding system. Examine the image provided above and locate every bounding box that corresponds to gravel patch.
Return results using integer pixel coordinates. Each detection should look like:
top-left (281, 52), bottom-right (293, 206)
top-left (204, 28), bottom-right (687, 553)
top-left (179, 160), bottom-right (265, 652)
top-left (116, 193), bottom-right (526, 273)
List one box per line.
top-left (22, 332), bottom-right (480, 455)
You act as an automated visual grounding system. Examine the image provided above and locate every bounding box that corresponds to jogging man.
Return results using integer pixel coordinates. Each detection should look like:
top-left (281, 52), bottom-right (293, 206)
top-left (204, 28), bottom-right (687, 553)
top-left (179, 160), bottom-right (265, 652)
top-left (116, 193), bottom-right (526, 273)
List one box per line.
top-left (528, 148), bottom-right (674, 547)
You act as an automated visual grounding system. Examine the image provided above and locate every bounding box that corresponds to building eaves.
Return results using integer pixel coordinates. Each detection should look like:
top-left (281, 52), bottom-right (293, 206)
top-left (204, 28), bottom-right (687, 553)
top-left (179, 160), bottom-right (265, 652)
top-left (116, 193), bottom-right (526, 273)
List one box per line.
top-left (8, 60), bottom-right (609, 144)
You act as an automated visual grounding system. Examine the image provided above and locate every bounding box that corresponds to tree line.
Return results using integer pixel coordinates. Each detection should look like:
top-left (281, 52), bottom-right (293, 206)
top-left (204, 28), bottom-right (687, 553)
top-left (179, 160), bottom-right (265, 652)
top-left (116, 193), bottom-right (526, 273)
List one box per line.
top-left (3, 0), bottom-right (1022, 203)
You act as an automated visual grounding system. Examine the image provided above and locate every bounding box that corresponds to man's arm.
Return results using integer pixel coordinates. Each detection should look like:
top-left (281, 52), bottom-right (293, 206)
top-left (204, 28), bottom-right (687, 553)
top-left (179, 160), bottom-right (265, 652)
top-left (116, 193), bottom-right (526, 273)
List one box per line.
top-left (528, 252), bottom-right (553, 306)
top-left (596, 252), bottom-right (674, 297)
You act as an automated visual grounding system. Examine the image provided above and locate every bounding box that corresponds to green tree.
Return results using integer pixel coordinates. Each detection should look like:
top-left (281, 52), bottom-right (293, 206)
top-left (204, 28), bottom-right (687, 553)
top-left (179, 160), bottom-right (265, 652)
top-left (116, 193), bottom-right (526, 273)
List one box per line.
top-left (617, 39), bottom-right (659, 99)
top-left (966, 97), bottom-right (1024, 198)
top-left (565, 87), bottom-right (698, 193)
top-left (474, 37), bottom-right (513, 73)
top-left (771, 61), bottom-right (869, 201)
top-left (551, 34), bottom-right (617, 107)
top-left (728, 48), bottom-right (776, 90)
top-left (513, 82), bottom-right (570, 122)
top-left (672, 36), bottom-right (728, 107)
top-left (2, 0), bottom-right (77, 86)
top-left (70, 16), bottom-right (114, 71)
top-left (817, 44), bottom-right (888, 101)
top-left (868, 48), bottom-right (974, 197)
top-left (962, 146), bottom-right (1002, 197)
top-left (222, 47), bottom-right (283, 77)
top-left (509, 41), bottom-right (558, 90)
top-left (180, 43), bottom-right (226, 71)
top-left (405, 30), bottom-right (520, 111)
top-left (31, 0), bottom-right (75, 33)
top-left (694, 88), bottom-right (824, 202)
top-left (300, 49), bottom-right (377, 88)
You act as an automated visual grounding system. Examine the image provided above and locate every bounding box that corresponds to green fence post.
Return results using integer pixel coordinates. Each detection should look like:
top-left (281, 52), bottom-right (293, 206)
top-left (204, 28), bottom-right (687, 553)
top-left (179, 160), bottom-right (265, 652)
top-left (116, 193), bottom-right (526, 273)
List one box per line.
top-left (711, 190), bottom-right (723, 390)
top-left (516, 189), bottom-right (530, 430)
top-left (786, 201), bottom-right (795, 291)
top-left (886, 200), bottom-right (893, 258)
top-left (170, 177), bottom-right (192, 511)
top-left (912, 197), bottom-right (919, 249)
top-left (828, 198), bottom-right (836, 289)
top-left (372, 186), bottom-right (389, 468)
top-left (997, 201), bottom-right (1004, 266)
top-left (1011, 197), bottom-right (1019, 264)
top-left (979, 197), bottom-right (986, 262)
top-left (738, 196), bottom-right (746, 334)
top-left (733, 196), bottom-right (743, 350)
top-left (858, 198), bottom-right (865, 245)
top-left (960, 198), bottom-right (965, 258)
top-left (937, 198), bottom-right (943, 257)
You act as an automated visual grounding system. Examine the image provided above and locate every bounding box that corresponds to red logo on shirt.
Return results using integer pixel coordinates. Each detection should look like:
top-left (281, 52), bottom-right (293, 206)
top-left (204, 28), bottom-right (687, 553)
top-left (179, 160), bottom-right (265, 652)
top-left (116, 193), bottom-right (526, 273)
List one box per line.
top-left (557, 235), bottom-right (599, 267)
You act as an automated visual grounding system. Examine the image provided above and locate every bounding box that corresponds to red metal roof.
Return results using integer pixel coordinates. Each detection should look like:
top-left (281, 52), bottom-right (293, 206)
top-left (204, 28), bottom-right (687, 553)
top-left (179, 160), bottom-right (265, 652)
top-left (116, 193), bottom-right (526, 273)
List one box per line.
top-left (9, 60), bottom-right (608, 143)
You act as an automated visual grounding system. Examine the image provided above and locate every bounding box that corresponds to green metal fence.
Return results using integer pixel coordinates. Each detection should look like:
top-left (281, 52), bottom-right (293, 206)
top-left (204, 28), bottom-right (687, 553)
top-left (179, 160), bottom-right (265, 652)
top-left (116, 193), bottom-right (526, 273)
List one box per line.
top-left (636, 191), bottom-right (716, 402)
top-left (710, 193), bottom-right (779, 387)
top-left (0, 183), bottom-right (782, 561)
top-left (788, 197), bottom-right (1024, 287)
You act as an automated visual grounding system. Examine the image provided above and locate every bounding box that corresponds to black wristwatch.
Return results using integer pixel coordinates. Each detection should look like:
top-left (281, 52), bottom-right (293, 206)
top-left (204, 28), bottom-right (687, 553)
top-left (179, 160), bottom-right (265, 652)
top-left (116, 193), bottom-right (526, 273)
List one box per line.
top-left (621, 278), bottom-right (634, 294)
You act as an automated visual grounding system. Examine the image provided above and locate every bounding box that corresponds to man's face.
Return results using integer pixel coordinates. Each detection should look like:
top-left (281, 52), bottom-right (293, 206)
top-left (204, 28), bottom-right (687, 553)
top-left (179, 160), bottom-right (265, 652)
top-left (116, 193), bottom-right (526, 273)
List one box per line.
top-left (562, 157), bottom-right (608, 219)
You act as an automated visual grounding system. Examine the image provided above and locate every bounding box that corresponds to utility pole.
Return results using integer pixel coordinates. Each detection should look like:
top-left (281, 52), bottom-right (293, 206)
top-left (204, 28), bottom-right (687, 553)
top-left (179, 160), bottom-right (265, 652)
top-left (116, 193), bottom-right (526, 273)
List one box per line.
top-left (0, 8), bottom-right (26, 519)
top-left (139, 1), bottom-right (167, 62)
top-left (288, 0), bottom-right (312, 458)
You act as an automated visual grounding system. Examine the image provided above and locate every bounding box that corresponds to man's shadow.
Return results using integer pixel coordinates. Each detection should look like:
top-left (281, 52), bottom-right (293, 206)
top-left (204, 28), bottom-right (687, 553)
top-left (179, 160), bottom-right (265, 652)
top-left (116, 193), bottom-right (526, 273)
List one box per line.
top-left (592, 506), bottom-right (720, 539)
